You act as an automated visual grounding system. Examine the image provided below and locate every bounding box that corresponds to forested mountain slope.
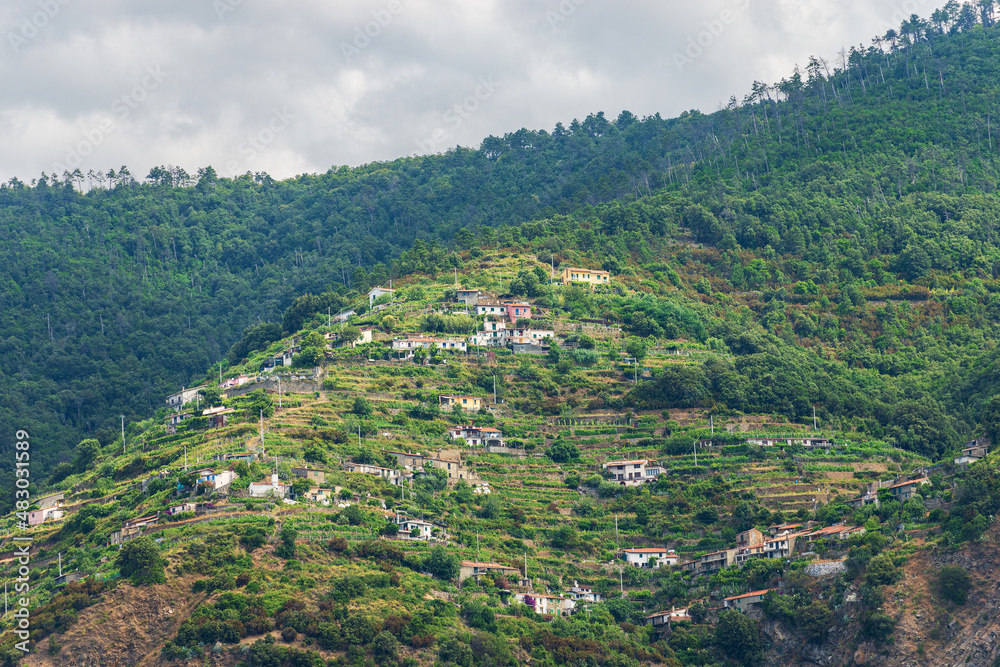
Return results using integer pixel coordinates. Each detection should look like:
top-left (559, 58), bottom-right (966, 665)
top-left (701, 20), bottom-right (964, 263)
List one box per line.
top-left (7, 4), bottom-right (1000, 483)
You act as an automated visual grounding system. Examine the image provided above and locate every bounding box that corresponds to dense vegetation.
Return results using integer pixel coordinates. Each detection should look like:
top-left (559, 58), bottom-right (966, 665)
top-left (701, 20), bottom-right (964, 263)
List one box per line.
top-left (4, 3), bottom-right (1000, 664)
top-left (13, 5), bottom-right (1000, 482)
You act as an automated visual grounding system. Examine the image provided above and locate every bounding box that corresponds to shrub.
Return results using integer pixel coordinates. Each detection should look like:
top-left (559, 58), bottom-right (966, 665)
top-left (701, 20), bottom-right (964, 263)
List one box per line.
top-left (797, 602), bottom-right (833, 643)
top-left (548, 441), bottom-right (579, 463)
top-left (715, 610), bottom-right (761, 664)
top-left (462, 602), bottom-right (497, 632)
top-left (864, 553), bottom-right (901, 587)
top-left (860, 611), bottom-right (896, 643)
top-left (372, 630), bottom-right (399, 662)
top-left (439, 636), bottom-right (474, 667)
top-left (115, 537), bottom-right (165, 585)
top-left (936, 565), bottom-right (971, 605)
top-left (424, 546), bottom-right (460, 581)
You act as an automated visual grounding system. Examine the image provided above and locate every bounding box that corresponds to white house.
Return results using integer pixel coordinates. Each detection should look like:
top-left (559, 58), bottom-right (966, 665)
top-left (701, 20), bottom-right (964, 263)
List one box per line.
top-left (470, 319), bottom-right (508, 347)
top-left (198, 469), bottom-right (239, 491)
top-left (955, 442), bottom-right (989, 466)
top-left (391, 337), bottom-right (468, 357)
top-left (248, 474), bottom-right (289, 498)
top-left (165, 386), bottom-right (206, 410)
top-left (394, 514), bottom-right (441, 541)
top-left (565, 581), bottom-right (602, 604)
top-left (448, 424), bottom-right (504, 447)
top-left (604, 459), bottom-right (663, 486)
top-left (644, 608), bottom-right (691, 628)
top-left (507, 327), bottom-right (554, 346)
top-left (167, 502), bottom-right (198, 516)
top-left (368, 286), bottom-right (394, 308)
top-left (619, 547), bottom-right (678, 568)
top-left (514, 593), bottom-right (573, 617)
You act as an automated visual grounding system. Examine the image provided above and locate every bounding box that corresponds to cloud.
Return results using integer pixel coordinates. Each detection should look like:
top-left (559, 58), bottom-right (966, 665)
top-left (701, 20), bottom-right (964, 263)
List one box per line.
top-left (0, 0), bottom-right (933, 182)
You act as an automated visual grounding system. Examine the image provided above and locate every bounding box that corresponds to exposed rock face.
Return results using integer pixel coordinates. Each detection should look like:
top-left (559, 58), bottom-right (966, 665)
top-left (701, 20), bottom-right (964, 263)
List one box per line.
top-left (762, 521), bottom-right (1000, 666)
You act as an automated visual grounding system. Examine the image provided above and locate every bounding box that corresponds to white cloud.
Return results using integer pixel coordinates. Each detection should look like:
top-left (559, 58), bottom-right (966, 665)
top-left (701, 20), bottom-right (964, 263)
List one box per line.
top-left (0, 0), bottom-right (938, 182)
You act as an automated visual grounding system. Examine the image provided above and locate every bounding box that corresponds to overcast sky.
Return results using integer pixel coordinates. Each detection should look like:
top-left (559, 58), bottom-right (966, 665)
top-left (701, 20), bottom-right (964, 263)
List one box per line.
top-left (0, 0), bottom-right (937, 182)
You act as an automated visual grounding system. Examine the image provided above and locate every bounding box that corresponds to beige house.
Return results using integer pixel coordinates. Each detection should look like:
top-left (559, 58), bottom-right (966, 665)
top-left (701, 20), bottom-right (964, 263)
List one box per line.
top-left (723, 589), bottom-right (774, 614)
top-left (440, 395), bottom-right (483, 412)
top-left (291, 467), bottom-right (326, 484)
top-left (955, 443), bottom-right (989, 466)
top-left (459, 560), bottom-right (521, 584)
top-left (886, 477), bottom-right (929, 501)
top-left (681, 548), bottom-right (738, 577)
top-left (560, 267), bottom-right (610, 287)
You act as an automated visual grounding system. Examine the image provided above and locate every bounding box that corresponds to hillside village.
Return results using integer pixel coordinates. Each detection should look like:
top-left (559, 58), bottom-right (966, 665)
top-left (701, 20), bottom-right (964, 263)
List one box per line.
top-left (0, 252), bottom-right (987, 666)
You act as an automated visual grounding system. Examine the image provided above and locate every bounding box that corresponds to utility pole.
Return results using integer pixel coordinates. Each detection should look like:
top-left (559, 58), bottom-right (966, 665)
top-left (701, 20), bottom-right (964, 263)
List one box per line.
top-left (58, 553), bottom-right (62, 577)
top-left (694, 440), bottom-right (697, 467)
top-left (259, 410), bottom-right (264, 455)
top-left (813, 405), bottom-right (817, 432)
top-left (358, 424), bottom-right (361, 446)
top-left (477, 533), bottom-right (480, 561)
top-left (615, 515), bottom-right (619, 547)
top-left (524, 552), bottom-right (528, 580)
top-left (328, 308), bottom-right (331, 328)
top-left (619, 565), bottom-right (623, 594)
top-left (121, 415), bottom-right (126, 455)
top-left (277, 377), bottom-right (282, 409)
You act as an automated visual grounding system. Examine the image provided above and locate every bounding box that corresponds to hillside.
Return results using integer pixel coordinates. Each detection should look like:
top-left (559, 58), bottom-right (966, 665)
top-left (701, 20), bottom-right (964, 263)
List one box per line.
top-left (15, 6), bottom-right (1000, 486)
top-left (8, 3), bottom-right (1000, 665)
top-left (0, 254), bottom-right (997, 666)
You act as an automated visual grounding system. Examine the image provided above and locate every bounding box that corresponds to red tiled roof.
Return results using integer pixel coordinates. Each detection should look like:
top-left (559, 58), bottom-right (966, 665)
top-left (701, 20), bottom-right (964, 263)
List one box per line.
top-left (887, 477), bottom-right (929, 490)
top-left (724, 588), bottom-right (774, 602)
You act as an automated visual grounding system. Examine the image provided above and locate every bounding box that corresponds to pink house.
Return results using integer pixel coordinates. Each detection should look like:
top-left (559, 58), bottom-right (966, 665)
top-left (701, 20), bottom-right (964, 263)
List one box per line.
top-left (505, 303), bottom-right (531, 321)
top-left (220, 375), bottom-right (251, 390)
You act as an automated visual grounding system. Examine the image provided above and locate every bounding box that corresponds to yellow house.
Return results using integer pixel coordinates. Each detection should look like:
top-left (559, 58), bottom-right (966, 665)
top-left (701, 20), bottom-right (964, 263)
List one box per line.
top-left (439, 395), bottom-right (483, 412)
top-left (560, 267), bottom-right (610, 287)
